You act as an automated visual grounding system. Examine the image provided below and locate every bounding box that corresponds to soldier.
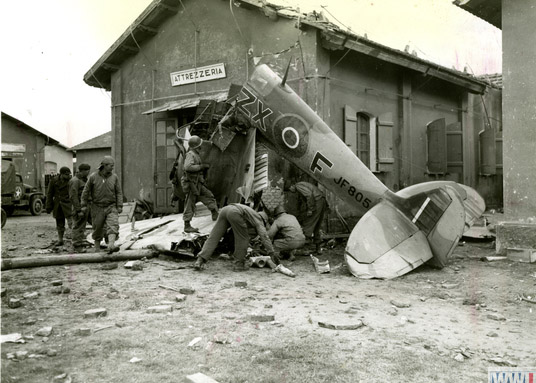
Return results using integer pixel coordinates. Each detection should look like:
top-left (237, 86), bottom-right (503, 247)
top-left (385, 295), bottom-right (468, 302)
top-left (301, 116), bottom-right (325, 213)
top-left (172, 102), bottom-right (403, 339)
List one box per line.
top-left (267, 205), bottom-right (306, 261)
top-left (81, 156), bottom-right (123, 253)
top-left (193, 204), bottom-right (278, 271)
top-left (181, 135), bottom-right (219, 233)
top-left (69, 163), bottom-right (91, 252)
top-left (46, 166), bottom-right (72, 247)
top-left (289, 181), bottom-right (329, 254)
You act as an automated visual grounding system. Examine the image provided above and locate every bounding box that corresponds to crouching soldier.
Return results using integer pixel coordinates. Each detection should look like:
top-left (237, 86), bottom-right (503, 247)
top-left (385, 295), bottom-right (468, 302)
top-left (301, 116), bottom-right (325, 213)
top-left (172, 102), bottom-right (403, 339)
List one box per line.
top-left (181, 135), bottom-right (219, 233)
top-left (193, 204), bottom-right (279, 271)
top-left (46, 166), bottom-right (72, 247)
top-left (69, 163), bottom-right (91, 252)
top-left (267, 205), bottom-right (306, 261)
top-left (81, 156), bottom-right (123, 253)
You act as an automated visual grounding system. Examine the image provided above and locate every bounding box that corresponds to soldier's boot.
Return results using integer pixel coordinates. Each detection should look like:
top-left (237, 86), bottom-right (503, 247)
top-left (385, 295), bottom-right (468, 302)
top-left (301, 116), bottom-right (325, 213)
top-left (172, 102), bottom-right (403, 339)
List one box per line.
top-left (107, 234), bottom-right (120, 254)
top-left (184, 221), bottom-right (199, 233)
top-left (55, 229), bottom-right (65, 247)
top-left (211, 209), bottom-right (219, 221)
top-left (193, 256), bottom-right (207, 270)
top-left (94, 240), bottom-right (102, 253)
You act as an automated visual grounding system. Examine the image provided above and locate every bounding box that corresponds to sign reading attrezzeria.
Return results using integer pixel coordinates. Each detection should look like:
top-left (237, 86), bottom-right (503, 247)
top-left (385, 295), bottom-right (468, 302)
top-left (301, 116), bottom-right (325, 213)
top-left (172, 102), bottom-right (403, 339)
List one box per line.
top-left (170, 63), bottom-right (226, 86)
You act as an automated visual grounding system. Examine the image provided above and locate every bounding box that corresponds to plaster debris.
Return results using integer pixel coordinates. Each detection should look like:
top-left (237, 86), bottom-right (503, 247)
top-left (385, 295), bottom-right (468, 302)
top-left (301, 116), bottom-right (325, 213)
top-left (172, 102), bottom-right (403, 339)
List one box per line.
top-left (390, 299), bottom-right (411, 308)
top-left (84, 308), bottom-right (108, 318)
top-left (146, 305), bottom-right (172, 313)
top-left (35, 326), bottom-right (53, 337)
top-left (318, 320), bottom-right (364, 330)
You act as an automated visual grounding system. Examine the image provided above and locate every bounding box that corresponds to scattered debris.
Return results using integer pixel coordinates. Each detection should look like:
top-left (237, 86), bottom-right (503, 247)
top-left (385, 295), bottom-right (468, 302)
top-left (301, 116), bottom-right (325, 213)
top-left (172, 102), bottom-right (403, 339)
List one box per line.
top-left (213, 334), bottom-right (230, 344)
top-left (175, 294), bottom-right (187, 302)
top-left (159, 284), bottom-right (182, 293)
top-left (517, 293), bottom-right (536, 304)
top-left (487, 313), bottom-right (507, 321)
top-left (480, 256), bottom-right (507, 262)
top-left (310, 255), bottom-right (330, 273)
top-left (488, 357), bottom-right (517, 367)
top-left (101, 263), bottom-right (118, 270)
top-left (84, 308), bottom-right (108, 318)
top-left (53, 373), bottom-right (72, 383)
top-left (248, 314), bottom-right (275, 322)
top-left (453, 353), bottom-right (465, 362)
top-left (185, 372), bottom-right (220, 383)
top-left (507, 248), bottom-right (536, 263)
top-left (247, 256), bottom-right (272, 268)
top-left (318, 320), bottom-right (364, 330)
top-left (487, 331), bottom-right (499, 337)
top-left (7, 246), bottom-right (18, 251)
top-left (77, 328), bottom-right (92, 336)
top-left (51, 286), bottom-right (71, 294)
top-left (23, 291), bottom-right (39, 299)
top-left (390, 299), bottom-right (411, 308)
top-left (51, 280), bottom-right (63, 286)
top-left (179, 287), bottom-right (196, 295)
top-left (94, 325), bottom-right (114, 333)
top-left (129, 357), bottom-right (142, 363)
top-left (8, 297), bottom-right (22, 308)
top-left (146, 305), bottom-right (172, 314)
top-left (188, 337), bottom-right (203, 348)
top-left (234, 281), bottom-right (248, 288)
top-left (1, 333), bottom-right (24, 343)
top-left (441, 283), bottom-right (459, 289)
top-left (35, 326), bottom-right (53, 337)
top-left (275, 264), bottom-right (295, 277)
top-left (1, 287), bottom-right (7, 297)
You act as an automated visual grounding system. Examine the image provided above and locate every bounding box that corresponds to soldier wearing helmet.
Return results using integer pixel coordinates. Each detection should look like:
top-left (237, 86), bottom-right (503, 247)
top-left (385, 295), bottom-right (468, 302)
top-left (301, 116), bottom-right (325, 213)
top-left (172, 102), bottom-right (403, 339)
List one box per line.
top-left (267, 204), bottom-right (306, 261)
top-left (180, 135), bottom-right (219, 233)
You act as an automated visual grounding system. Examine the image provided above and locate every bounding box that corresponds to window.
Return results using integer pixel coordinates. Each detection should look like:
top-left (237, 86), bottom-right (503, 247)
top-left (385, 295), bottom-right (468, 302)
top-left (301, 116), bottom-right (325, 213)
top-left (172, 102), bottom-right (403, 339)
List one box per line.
top-left (344, 105), bottom-right (394, 172)
top-left (426, 118), bottom-right (463, 181)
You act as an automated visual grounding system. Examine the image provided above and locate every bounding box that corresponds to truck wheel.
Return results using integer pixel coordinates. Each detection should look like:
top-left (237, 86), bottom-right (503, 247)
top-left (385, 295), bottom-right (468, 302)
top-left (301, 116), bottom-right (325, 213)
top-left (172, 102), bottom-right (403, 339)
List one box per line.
top-left (1, 208), bottom-right (6, 228)
top-left (3, 206), bottom-right (14, 216)
top-left (30, 197), bottom-right (43, 216)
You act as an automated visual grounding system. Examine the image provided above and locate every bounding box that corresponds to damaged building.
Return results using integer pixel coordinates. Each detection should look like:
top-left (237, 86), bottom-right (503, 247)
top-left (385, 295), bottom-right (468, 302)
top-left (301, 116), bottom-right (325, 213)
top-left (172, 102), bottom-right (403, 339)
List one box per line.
top-left (83, 0), bottom-right (502, 234)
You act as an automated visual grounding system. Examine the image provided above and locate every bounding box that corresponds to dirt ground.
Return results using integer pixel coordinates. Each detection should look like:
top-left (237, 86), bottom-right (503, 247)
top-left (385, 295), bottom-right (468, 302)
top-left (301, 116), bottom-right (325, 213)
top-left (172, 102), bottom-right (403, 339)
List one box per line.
top-left (1, 211), bottom-right (535, 383)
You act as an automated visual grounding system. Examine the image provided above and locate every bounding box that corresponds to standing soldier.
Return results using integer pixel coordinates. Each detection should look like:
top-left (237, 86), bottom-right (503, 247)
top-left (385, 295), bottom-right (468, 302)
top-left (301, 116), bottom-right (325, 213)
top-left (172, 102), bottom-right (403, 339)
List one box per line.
top-left (69, 163), bottom-right (91, 252)
top-left (46, 166), bottom-right (72, 247)
top-left (289, 181), bottom-right (329, 254)
top-left (81, 156), bottom-right (123, 254)
top-left (181, 135), bottom-right (219, 233)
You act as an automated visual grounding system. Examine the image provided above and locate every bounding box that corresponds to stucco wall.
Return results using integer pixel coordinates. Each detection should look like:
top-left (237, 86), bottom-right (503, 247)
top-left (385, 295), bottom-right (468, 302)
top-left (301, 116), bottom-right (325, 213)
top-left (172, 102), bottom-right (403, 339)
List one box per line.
top-left (73, 148), bottom-right (111, 175)
top-left (44, 145), bottom-right (73, 174)
top-left (503, 0), bottom-right (536, 220)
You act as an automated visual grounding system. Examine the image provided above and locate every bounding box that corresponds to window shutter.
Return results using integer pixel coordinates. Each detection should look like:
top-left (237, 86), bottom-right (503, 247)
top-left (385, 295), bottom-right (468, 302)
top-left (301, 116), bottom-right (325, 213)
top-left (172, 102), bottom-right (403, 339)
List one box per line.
top-left (479, 128), bottom-right (496, 175)
top-left (377, 112), bottom-right (394, 165)
top-left (344, 105), bottom-right (357, 153)
top-left (426, 118), bottom-right (447, 174)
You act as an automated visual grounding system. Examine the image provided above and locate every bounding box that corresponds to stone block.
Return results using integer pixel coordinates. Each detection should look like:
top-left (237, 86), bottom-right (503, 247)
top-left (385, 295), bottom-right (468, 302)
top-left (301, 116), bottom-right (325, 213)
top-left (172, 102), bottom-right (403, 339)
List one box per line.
top-left (507, 248), bottom-right (536, 263)
top-left (185, 372), bottom-right (220, 383)
top-left (84, 308), bottom-right (108, 318)
top-left (496, 222), bottom-right (536, 255)
top-left (146, 305), bottom-right (172, 313)
top-left (35, 327), bottom-right (53, 337)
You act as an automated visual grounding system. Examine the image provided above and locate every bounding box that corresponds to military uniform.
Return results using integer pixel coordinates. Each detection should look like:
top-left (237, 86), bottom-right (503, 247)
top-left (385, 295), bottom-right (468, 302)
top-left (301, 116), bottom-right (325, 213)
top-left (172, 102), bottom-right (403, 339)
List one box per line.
top-left (196, 204), bottom-right (276, 270)
top-left (293, 181), bottom-right (328, 245)
top-left (46, 172), bottom-right (72, 244)
top-left (181, 148), bottom-right (218, 225)
top-left (267, 212), bottom-right (306, 255)
top-left (69, 173), bottom-right (89, 250)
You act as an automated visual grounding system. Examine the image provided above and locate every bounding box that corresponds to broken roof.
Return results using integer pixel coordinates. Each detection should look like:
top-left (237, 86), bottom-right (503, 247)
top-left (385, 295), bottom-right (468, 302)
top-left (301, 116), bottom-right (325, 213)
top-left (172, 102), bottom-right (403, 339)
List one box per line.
top-left (68, 131), bottom-right (112, 152)
top-left (84, 0), bottom-right (488, 94)
top-left (453, 0), bottom-right (501, 29)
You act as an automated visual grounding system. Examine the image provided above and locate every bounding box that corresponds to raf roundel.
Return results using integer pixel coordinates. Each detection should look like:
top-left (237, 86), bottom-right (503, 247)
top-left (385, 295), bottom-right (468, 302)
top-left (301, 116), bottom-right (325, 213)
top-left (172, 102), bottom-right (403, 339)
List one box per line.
top-left (271, 113), bottom-right (309, 158)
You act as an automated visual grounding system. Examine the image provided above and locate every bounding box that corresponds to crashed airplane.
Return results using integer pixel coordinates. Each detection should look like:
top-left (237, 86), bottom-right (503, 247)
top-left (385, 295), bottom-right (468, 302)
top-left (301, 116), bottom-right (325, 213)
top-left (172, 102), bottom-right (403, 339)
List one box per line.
top-left (229, 64), bottom-right (485, 279)
top-left (117, 64), bottom-right (485, 280)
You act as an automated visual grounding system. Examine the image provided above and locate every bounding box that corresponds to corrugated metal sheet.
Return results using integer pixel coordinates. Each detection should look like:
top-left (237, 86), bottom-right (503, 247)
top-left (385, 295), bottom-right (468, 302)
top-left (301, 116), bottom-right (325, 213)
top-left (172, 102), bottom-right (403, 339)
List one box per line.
top-left (142, 91), bottom-right (229, 115)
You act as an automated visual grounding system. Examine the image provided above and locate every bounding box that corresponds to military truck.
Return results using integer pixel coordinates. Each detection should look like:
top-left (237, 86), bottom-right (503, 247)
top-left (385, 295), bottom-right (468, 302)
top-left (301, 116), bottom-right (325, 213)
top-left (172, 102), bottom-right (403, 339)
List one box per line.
top-left (1, 159), bottom-right (45, 227)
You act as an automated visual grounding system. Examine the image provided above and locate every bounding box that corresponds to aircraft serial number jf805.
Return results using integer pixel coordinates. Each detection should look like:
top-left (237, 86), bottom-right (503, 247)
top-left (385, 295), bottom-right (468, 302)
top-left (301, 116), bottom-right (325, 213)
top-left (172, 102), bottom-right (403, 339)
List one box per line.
top-left (233, 64), bottom-right (485, 279)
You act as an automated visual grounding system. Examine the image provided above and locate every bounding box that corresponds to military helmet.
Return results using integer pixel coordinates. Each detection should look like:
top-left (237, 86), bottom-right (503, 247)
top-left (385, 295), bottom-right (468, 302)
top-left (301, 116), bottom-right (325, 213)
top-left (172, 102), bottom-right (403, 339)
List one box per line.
top-left (273, 205), bottom-right (286, 216)
top-left (188, 135), bottom-right (203, 150)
